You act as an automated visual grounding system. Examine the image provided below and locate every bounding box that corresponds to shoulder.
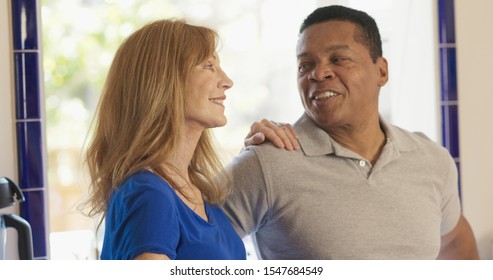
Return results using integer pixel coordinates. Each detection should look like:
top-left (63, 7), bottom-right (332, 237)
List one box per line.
top-left (387, 124), bottom-right (456, 175)
top-left (228, 144), bottom-right (275, 166)
top-left (227, 144), bottom-right (299, 175)
top-left (389, 124), bottom-right (450, 157)
top-left (120, 170), bottom-right (171, 190)
top-left (112, 170), bottom-right (175, 204)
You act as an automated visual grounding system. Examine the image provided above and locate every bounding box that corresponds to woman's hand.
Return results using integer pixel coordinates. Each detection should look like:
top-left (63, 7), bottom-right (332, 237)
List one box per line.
top-left (244, 119), bottom-right (300, 151)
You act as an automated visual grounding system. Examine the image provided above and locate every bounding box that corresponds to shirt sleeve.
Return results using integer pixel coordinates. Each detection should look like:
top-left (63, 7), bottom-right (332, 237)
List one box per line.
top-left (414, 131), bottom-right (462, 236)
top-left (439, 153), bottom-right (462, 236)
top-left (105, 176), bottom-right (180, 260)
top-left (221, 147), bottom-right (270, 238)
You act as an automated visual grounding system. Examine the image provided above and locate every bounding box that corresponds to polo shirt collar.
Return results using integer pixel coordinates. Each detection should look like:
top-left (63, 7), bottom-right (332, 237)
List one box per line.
top-left (294, 113), bottom-right (418, 157)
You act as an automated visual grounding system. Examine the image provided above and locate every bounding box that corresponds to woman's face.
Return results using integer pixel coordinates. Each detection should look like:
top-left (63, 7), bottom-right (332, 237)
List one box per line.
top-left (185, 53), bottom-right (233, 130)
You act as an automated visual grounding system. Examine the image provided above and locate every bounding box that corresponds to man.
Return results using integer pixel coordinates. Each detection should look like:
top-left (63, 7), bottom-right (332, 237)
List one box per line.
top-left (223, 5), bottom-right (478, 259)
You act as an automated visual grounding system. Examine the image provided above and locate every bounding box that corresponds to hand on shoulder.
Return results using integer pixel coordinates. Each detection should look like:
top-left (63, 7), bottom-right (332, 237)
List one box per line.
top-left (244, 119), bottom-right (300, 151)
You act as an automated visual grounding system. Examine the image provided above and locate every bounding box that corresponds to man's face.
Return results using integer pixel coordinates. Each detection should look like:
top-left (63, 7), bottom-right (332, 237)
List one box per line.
top-left (296, 20), bottom-right (388, 132)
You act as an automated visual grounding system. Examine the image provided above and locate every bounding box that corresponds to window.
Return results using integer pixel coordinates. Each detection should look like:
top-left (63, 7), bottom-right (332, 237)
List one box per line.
top-left (42, 0), bottom-right (437, 259)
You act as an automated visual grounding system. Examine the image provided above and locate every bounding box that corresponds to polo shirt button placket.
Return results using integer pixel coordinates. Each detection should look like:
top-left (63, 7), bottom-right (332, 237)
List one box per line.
top-left (359, 160), bottom-right (366, 167)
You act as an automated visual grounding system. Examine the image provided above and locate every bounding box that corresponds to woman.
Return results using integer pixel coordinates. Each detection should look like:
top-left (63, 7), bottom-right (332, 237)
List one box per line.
top-left (85, 19), bottom-right (245, 260)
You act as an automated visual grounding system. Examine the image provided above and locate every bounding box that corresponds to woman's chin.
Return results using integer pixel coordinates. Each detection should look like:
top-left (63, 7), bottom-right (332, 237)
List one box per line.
top-left (209, 117), bottom-right (227, 128)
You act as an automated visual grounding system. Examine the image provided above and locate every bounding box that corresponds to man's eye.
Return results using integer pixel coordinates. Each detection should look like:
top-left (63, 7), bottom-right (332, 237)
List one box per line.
top-left (332, 57), bottom-right (349, 64)
top-left (298, 64), bottom-right (309, 73)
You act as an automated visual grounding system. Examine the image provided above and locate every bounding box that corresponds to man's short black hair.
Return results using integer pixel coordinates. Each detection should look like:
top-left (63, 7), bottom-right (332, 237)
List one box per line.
top-left (299, 5), bottom-right (382, 62)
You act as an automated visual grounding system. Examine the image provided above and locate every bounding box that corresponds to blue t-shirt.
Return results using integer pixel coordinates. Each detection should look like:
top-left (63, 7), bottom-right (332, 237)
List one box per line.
top-left (100, 170), bottom-right (246, 260)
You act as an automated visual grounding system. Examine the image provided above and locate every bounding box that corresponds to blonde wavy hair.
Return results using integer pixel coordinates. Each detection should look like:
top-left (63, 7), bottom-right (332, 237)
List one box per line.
top-left (84, 19), bottom-right (228, 219)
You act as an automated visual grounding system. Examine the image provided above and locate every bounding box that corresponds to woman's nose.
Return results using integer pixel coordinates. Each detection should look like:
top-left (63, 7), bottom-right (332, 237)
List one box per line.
top-left (221, 71), bottom-right (233, 89)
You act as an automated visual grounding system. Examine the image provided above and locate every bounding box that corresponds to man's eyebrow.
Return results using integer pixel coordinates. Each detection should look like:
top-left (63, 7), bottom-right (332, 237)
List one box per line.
top-left (297, 45), bottom-right (351, 59)
top-left (296, 52), bottom-right (310, 60)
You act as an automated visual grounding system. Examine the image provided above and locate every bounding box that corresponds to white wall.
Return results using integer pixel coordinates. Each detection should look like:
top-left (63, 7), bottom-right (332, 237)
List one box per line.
top-left (455, 0), bottom-right (493, 259)
top-left (0, 0), bottom-right (18, 240)
top-left (0, 0), bottom-right (17, 184)
top-left (346, 0), bottom-right (439, 141)
top-left (383, 0), bottom-right (439, 141)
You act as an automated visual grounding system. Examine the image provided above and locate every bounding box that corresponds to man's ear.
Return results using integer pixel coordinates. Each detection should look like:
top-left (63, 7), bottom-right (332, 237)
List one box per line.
top-left (377, 57), bottom-right (389, 87)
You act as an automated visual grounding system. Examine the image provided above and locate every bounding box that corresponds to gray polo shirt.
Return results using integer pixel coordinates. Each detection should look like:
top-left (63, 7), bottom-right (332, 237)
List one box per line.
top-left (222, 114), bottom-right (461, 259)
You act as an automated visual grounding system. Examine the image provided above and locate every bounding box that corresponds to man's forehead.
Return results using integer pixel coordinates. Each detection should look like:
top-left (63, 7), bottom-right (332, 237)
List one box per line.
top-left (297, 45), bottom-right (351, 59)
top-left (296, 21), bottom-right (363, 56)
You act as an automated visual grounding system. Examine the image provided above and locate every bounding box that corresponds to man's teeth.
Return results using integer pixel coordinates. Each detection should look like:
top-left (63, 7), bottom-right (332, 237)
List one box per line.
top-left (209, 98), bottom-right (224, 104)
top-left (314, 91), bottom-right (338, 100)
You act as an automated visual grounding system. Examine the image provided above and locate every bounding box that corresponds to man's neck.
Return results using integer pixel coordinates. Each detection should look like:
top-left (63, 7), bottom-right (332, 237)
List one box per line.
top-left (326, 119), bottom-right (386, 165)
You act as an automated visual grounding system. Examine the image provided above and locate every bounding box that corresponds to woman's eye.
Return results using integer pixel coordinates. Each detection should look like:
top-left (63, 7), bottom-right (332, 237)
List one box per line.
top-left (204, 64), bottom-right (215, 70)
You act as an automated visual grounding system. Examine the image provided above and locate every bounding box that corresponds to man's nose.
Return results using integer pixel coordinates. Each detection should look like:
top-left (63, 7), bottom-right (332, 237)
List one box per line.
top-left (308, 65), bottom-right (334, 81)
